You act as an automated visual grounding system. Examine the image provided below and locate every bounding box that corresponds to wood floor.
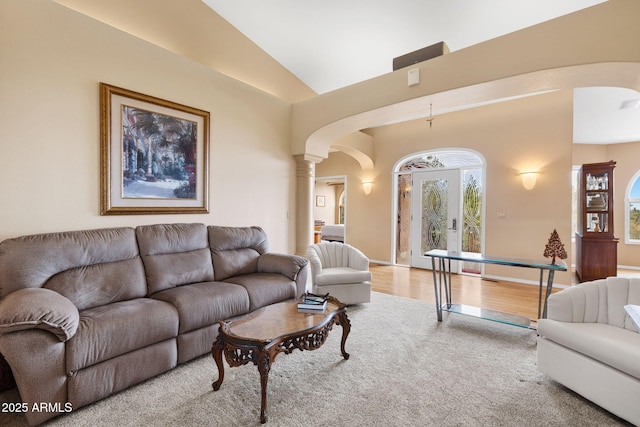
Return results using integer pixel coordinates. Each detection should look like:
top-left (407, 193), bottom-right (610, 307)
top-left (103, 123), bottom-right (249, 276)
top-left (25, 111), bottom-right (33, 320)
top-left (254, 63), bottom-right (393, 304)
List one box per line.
top-left (369, 263), bottom-right (560, 323)
top-left (370, 264), bottom-right (640, 323)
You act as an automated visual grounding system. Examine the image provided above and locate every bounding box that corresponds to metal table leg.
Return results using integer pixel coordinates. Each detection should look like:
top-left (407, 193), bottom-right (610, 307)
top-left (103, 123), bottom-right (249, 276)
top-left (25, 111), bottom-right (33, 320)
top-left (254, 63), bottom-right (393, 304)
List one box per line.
top-left (431, 257), bottom-right (442, 321)
top-left (537, 269), bottom-right (544, 320)
top-left (542, 270), bottom-right (556, 319)
top-left (445, 258), bottom-right (452, 308)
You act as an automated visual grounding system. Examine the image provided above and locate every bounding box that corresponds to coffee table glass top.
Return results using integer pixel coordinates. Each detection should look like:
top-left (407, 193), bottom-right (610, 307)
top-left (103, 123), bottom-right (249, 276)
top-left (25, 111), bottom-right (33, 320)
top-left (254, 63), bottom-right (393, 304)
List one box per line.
top-left (224, 300), bottom-right (342, 342)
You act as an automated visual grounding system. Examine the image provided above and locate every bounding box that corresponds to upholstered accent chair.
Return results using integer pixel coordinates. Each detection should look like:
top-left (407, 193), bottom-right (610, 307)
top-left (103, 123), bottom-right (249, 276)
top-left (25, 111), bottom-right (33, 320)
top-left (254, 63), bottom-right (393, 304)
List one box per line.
top-left (306, 241), bottom-right (372, 305)
top-left (537, 277), bottom-right (640, 425)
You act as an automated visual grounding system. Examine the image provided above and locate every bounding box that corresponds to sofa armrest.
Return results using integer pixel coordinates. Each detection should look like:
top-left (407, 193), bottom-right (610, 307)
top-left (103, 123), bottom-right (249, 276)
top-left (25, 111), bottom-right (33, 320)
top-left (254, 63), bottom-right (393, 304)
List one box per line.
top-left (257, 253), bottom-right (308, 281)
top-left (0, 288), bottom-right (79, 342)
top-left (294, 263), bottom-right (310, 298)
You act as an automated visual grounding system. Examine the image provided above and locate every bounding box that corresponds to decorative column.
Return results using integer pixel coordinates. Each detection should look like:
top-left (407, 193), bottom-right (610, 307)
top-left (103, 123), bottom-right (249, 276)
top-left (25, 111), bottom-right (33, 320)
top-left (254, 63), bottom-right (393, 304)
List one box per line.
top-left (294, 154), bottom-right (317, 256)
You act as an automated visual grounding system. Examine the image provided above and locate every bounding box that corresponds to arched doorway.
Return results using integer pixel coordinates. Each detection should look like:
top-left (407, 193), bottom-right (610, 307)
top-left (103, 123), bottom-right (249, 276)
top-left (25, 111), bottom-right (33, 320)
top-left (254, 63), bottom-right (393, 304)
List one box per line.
top-left (314, 175), bottom-right (347, 243)
top-left (393, 149), bottom-right (485, 274)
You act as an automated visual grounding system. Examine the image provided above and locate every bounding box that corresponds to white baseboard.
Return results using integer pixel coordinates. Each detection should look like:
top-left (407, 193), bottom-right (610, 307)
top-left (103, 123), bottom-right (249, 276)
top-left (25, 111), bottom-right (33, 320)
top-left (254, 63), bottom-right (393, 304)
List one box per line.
top-left (369, 259), bottom-right (392, 266)
top-left (618, 264), bottom-right (640, 271)
top-left (473, 274), bottom-right (570, 289)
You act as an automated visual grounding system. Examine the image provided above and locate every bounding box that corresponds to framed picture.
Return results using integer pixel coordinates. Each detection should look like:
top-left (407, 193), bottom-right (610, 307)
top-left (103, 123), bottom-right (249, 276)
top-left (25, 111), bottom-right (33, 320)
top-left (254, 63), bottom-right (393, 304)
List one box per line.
top-left (316, 195), bottom-right (325, 207)
top-left (100, 83), bottom-right (210, 215)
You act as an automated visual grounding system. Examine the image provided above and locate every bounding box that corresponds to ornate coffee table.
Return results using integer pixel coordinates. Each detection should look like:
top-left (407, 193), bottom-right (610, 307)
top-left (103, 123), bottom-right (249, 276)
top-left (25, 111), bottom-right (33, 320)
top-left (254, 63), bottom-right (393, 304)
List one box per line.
top-left (211, 296), bottom-right (351, 424)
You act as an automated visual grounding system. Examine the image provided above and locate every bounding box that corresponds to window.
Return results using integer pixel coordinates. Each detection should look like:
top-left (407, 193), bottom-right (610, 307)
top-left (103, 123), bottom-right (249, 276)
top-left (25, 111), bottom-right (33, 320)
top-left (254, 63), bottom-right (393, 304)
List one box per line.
top-left (626, 172), bottom-right (640, 243)
top-left (571, 167), bottom-right (579, 239)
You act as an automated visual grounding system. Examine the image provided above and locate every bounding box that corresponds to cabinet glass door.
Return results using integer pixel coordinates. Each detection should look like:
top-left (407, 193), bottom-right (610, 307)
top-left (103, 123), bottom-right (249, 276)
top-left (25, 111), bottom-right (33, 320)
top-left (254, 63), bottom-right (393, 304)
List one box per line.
top-left (585, 172), bottom-right (609, 190)
top-left (586, 192), bottom-right (609, 233)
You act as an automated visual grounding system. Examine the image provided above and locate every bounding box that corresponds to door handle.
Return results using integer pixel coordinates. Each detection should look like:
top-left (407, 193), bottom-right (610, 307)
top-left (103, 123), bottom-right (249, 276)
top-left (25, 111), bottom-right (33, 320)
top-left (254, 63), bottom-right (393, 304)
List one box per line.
top-left (448, 218), bottom-right (457, 231)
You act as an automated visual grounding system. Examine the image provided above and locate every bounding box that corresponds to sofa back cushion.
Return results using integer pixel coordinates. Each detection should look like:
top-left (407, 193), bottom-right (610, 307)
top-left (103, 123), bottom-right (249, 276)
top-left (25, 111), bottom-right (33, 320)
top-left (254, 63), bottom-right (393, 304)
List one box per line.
top-left (557, 277), bottom-right (640, 331)
top-left (208, 226), bottom-right (268, 281)
top-left (0, 228), bottom-right (146, 311)
top-left (136, 223), bottom-right (213, 295)
top-left (308, 241), bottom-right (369, 270)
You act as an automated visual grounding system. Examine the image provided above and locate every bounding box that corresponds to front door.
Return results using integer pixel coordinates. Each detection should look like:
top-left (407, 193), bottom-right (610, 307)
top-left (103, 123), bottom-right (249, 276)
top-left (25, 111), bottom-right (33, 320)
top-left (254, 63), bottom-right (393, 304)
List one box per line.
top-left (410, 170), bottom-right (460, 270)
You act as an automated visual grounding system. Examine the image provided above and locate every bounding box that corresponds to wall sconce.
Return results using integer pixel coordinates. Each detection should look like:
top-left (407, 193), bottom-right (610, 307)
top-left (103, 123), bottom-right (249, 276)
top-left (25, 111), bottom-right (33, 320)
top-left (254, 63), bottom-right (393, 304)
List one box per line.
top-left (519, 171), bottom-right (539, 190)
top-left (403, 185), bottom-right (411, 198)
top-left (362, 181), bottom-right (373, 195)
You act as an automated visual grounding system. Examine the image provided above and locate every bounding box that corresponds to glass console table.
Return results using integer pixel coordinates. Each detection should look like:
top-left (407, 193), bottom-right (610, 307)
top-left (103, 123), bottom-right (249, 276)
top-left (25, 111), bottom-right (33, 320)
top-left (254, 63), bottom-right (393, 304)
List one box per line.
top-left (424, 250), bottom-right (567, 329)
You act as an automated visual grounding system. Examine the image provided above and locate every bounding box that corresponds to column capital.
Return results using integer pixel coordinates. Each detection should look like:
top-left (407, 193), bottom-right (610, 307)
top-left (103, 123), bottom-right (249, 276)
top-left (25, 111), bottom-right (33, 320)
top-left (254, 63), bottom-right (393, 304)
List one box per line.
top-left (294, 153), bottom-right (324, 164)
top-left (294, 154), bottom-right (316, 178)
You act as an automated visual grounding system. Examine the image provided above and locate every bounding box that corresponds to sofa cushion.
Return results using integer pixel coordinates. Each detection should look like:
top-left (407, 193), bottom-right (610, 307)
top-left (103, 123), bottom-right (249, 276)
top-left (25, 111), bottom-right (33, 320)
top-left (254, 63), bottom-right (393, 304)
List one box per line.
top-left (0, 227), bottom-right (146, 309)
top-left (136, 223), bottom-right (214, 295)
top-left (66, 298), bottom-right (178, 373)
top-left (151, 282), bottom-right (249, 334)
top-left (315, 267), bottom-right (372, 286)
top-left (209, 226), bottom-right (268, 281)
top-left (0, 288), bottom-right (79, 342)
top-left (68, 339), bottom-right (177, 411)
top-left (537, 319), bottom-right (640, 379)
top-left (46, 258), bottom-right (147, 311)
top-left (225, 273), bottom-right (296, 312)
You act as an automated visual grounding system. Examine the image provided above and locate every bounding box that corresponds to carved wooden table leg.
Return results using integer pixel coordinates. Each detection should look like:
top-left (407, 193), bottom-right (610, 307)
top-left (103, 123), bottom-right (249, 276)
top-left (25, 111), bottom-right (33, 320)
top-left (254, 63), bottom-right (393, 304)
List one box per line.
top-left (211, 300), bottom-right (351, 424)
top-left (256, 349), bottom-right (271, 424)
top-left (211, 332), bottom-right (225, 391)
top-left (337, 311), bottom-right (351, 360)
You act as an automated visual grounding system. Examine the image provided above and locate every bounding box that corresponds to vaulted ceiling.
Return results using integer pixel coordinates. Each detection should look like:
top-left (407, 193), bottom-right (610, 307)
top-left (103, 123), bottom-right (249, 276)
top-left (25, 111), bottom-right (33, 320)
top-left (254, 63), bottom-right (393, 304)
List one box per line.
top-left (53, 0), bottom-right (640, 144)
top-left (203, 0), bottom-right (607, 94)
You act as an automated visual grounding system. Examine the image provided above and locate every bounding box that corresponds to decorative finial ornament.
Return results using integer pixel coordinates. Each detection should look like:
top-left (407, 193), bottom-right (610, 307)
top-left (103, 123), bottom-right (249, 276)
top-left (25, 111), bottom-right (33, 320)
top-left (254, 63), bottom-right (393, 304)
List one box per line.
top-left (426, 103), bottom-right (434, 128)
top-left (543, 229), bottom-right (568, 265)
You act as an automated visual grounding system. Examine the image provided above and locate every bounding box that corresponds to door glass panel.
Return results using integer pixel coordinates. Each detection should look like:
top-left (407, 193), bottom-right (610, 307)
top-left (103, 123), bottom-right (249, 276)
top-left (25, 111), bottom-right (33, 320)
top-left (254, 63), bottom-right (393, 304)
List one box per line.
top-left (462, 169), bottom-right (482, 273)
top-left (410, 169), bottom-right (459, 270)
top-left (421, 178), bottom-right (448, 253)
top-left (396, 173), bottom-right (412, 265)
top-left (462, 171), bottom-right (482, 252)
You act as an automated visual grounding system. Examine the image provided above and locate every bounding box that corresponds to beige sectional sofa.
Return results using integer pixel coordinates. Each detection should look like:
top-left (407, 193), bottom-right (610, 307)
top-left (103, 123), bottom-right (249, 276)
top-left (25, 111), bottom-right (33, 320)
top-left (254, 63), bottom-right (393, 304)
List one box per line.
top-left (0, 223), bottom-right (308, 426)
top-left (537, 277), bottom-right (640, 426)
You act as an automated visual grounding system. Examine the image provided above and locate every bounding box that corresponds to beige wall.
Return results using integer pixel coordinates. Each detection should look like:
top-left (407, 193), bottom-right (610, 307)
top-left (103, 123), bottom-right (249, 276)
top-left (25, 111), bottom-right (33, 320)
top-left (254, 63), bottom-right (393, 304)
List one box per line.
top-left (0, 0), bottom-right (296, 252)
top-left (609, 143), bottom-right (640, 266)
top-left (318, 98), bottom-right (640, 283)
top-left (51, 0), bottom-right (316, 103)
top-left (571, 144), bottom-right (609, 165)
top-left (318, 90), bottom-right (574, 285)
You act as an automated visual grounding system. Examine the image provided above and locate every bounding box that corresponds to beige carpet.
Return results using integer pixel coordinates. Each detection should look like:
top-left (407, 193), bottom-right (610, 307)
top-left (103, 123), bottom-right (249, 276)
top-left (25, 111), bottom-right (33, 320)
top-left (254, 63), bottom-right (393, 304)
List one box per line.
top-left (1, 292), bottom-right (631, 426)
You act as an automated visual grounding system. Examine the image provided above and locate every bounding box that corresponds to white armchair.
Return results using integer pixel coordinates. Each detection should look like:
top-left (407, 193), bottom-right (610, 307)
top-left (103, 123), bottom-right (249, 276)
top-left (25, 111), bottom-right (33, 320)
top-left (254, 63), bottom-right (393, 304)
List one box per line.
top-left (537, 277), bottom-right (640, 425)
top-left (306, 241), bottom-right (372, 305)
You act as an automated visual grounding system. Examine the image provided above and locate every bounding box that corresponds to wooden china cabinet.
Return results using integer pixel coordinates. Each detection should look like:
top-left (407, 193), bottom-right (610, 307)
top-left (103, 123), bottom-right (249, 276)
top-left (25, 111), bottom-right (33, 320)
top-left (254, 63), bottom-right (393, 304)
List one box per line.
top-left (575, 161), bottom-right (618, 282)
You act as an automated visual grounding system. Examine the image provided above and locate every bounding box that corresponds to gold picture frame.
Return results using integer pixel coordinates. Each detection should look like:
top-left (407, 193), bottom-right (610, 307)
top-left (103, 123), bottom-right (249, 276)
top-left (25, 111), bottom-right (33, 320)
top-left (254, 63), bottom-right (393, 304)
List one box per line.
top-left (316, 195), bottom-right (325, 207)
top-left (100, 83), bottom-right (210, 215)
